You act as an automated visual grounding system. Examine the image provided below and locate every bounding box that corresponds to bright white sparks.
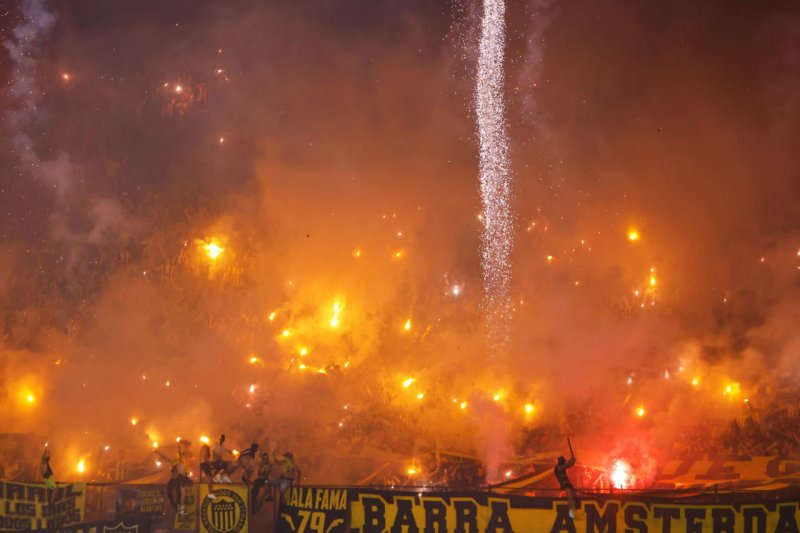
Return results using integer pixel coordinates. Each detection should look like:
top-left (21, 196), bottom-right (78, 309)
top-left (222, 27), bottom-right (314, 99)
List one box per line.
top-left (477, 0), bottom-right (513, 348)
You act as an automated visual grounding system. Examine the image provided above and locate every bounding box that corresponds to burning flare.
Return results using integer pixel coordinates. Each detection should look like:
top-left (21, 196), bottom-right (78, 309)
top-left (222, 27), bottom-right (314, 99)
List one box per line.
top-left (610, 458), bottom-right (633, 489)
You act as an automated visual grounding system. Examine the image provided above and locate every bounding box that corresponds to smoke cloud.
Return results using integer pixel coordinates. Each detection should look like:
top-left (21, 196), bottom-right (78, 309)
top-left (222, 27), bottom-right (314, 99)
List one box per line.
top-left (1, 0), bottom-right (799, 483)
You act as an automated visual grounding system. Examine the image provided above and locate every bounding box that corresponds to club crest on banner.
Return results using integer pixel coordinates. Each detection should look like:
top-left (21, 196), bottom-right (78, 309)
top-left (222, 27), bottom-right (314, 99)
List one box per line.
top-left (199, 488), bottom-right (247, 533)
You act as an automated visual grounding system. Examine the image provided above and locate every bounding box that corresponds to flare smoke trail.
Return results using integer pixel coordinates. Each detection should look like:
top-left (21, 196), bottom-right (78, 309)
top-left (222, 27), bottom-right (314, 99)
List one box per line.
top-left (476, 0), bottom-right (513, 349)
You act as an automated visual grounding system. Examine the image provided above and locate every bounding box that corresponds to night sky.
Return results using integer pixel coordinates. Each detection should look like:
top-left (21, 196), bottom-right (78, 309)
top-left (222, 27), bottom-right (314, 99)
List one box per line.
top-left (1, 0), bottom-right (799, 480)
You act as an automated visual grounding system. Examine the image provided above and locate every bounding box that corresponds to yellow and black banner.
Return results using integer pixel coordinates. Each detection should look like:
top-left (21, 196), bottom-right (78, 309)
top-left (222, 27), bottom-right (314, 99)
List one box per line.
top-left (198, 484), bottom-right (248, 533)
top-left (349, 490), bottom-right (800, 533)
top-left (277, 487), bottom-right (348, 533)
top-left (0, 481), bottom-right (86, 531)
top-left (172, 485), bottom-right (199, 531)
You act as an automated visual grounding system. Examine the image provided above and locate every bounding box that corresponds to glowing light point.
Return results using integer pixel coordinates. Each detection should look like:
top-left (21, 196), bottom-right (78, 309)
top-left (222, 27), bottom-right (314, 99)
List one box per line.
top-left (200, 435), bottom-right (210, 445)
top-left (723, 382), bottom-right (741, 397)
top-left (353, 248), bottom-right (362, 258)
top-left (203, 242), bottom-right (224, 261)
top-left (298, 346), bottom-right (309, 356)
top-left (691, 376), bottom-right (700, 387)
top-left (76, 460), bottom-right (86, 474)
top-left (402, 377), bottom-right (415, 389)
top-left (281, 329), bottom-right (291, 338)
top-left (459, 401), bottom-right (468, 410)
top-left (248, 356), bottom-right (260, 364)
top-left (635, 405), bottom-right (646, 418)
top-left (268, 311), bottom-right (277, 322)
top-left (26, 393), bottom-right (35, 404)
top-left (130, 417), bottom-right (138, 426)
top-left (524, 403), bottom-right (535, 415)
top-left (403, 319), bottom-right (412, 332)
top-left (627, 229), bottom-right (640, 242)
top-left (407, 467), bottom-right (417, 476)
top-left (152, 441), bottom-right (159, 449)
top-left (416, 393), bottom-right (425, 400)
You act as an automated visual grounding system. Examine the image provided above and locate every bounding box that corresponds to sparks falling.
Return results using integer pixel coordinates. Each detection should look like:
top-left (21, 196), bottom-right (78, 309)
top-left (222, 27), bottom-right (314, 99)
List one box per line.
top-left (476, 0), bottom-right (513, 350)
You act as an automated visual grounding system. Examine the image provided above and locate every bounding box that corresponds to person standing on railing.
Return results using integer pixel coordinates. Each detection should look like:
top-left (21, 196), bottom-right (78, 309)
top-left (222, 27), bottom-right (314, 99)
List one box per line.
top-left (237, 442), bottom-right (259, 483)
top-left (272, 452), bottom-right (300, 495)
top-left (554, 454), bottom-right (577, 518)
top-left (41, 447), bottom-right (55, 504)
top-left (251, 451), bottom-right (273, 512)
top-left (167, 440), bottom-right (193, 514)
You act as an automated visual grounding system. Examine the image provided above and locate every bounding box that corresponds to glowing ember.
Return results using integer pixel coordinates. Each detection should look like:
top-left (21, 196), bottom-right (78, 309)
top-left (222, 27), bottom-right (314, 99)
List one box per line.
top-left (627, 229), bottom-right (640, 241)
top-left (403, 318), bottom-right (412, 332)
top-left (402, 377), bottom-right (415, 389)
top-left (635, 405), bottom-right (646, 418)
top-left (199, 435), bottom-right (210, 445)
top-left (130, 417), bottom-right (138, 426)
top-left (76, 459), bottom-right (86, 474)
top-left (524, 403), bottom-right (535, 414)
